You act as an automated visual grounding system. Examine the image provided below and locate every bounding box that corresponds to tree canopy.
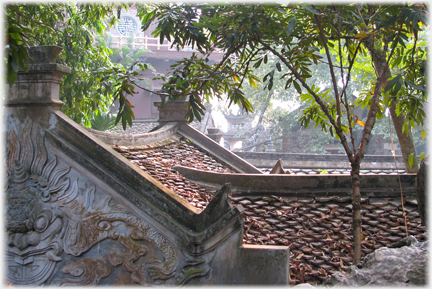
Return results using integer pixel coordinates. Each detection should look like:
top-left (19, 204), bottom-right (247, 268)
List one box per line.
top-left (6, 3), bottom-right (152, 128)
top-left (143, 5), bottom-right (426, 125)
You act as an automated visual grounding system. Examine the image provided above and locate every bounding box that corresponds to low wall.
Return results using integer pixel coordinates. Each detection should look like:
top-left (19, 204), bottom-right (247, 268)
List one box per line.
top-left (173, 165), bottom-right (417, 197)
top-left (235, 151), bottom-right (406, 170)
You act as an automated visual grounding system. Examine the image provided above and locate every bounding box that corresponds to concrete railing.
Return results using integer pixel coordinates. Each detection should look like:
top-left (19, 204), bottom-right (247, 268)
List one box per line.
top-left (110, 35), bottom-right (224, 54)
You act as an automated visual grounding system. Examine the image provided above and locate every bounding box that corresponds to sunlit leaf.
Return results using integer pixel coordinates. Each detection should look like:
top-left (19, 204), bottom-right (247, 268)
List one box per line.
top-left (421, 130), bottom-right (426, 141)
top-left (408, 153), bottom-right (414, 168)
top-left (356, 120), bottom-right (365, 127)
top-left (420, 152), bottom-right (425, 162)
top-left (249, 77), bottom-right (258, 88)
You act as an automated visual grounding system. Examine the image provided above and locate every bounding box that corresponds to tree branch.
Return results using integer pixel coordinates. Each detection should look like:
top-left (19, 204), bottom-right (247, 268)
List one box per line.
top-left (356, 62), bottom-right (386, 162)
top-left (335, 20), bottom-right (357, 154)
top-left (8, 5), bottom-right (62, 34)
top-left (340, 43), bottom-right (361, 154)
top-left (258, 40), bottom-right (354, 162)
top-left (196, 41), bottom-right (249, 93)
top-left (386, 18), bottom-right (404, 64)
top-left (313, 5), bottom-right (342, 128)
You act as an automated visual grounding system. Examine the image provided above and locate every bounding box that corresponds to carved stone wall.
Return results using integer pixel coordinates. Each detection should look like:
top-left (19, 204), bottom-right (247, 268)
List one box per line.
top-left (6, 121), bottom-right (203, 286)
top-left (4, 46), bottom-right (289, 286)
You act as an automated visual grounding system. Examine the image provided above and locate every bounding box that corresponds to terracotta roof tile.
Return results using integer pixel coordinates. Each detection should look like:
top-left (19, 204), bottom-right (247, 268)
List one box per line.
top-left (113, 135), bottom-right (427, 286)
top-left (113, 136), bottom-right (237, 211)
top-left (231, 194), bottom-right (427, 286)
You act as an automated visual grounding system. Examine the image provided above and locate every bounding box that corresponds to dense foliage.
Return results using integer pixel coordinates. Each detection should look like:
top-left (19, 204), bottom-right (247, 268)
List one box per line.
top-left (6, 3), bottom-right (152, 128)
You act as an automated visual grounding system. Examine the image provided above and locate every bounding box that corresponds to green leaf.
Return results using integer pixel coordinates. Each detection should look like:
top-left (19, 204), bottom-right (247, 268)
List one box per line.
top-left (408, 153), bottom-right (414, 168)
top-left (192, 22), bottom-right (207, 28)
top-left (301, 5), bottom-right (319, 15)
top-left (293, 80), bottom-right (302, 94)
top-left (286, 17), bottom-right (296, 37)
top-left (253, 58), bottom-right (263, 68)
top-left (392, 76), bottom-right (403, 95)
top-left (405, 79), bottom-right (426, 92)
top-left (392, 56), bottom-right (402, 68)
top-left (421, 130), bottom-right (426, 141)
top-left (276, 62), bottom-right (282, 72)
top-left (384, 74), bottom-right (402, 93)
top-left (383, 95), bottom-right (391, 106)
top-left (268, 80), bottom-right (273, 91)
top-left (420, 152), bottom-right (426, 163)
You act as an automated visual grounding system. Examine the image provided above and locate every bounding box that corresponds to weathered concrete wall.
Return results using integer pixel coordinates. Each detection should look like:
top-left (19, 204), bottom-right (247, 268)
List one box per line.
top-left (235, 151), bottom-right (407, 170)
top-left (416, 156), bottom-right (428, 227)
top-left (4, 46), bottom-right (288, 286)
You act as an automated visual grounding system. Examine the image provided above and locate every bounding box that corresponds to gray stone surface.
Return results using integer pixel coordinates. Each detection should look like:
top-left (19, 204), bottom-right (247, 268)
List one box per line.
top-left (235, 151), bottom-right (407, 170)
top-left (324, 236), bottom-right (428, 287)
top-left (87, 121), bottom-right (179, 146)
top-left (28, 45), bottom-right (63, 63)
top-left (110, 120), bottom-right (159, 134)
top-left (416, 156), bottom-right (428, 227)
top-left (231, 244), bottom-right (290, 284)
top-left (172, 165), bottom-right (417, 197)
top-left (154, 100), bottom-right (189, 123)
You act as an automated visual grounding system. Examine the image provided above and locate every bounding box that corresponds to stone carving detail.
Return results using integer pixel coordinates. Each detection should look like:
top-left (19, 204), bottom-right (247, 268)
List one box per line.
top-left (6, 121), bottom-right (68, 285)
top-left (5, 120), bottom-right (209, 285)
top-left (52, 258), bottom-right (111, 286)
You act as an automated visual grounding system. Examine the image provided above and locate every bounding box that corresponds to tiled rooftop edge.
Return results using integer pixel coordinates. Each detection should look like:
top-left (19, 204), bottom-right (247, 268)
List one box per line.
top-left (172, 165), bottom-right (417, 197)
top-left (85, 121), bottom-right (179, 146)
top-left (177, 122), bottom-right (263, 174)
top-left (92, 121), bottom-right (262, 175)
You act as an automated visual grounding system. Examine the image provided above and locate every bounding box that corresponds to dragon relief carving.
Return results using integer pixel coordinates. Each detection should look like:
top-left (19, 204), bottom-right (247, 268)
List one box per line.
top-left (51, 258), bottom-right (111, 286)
top-left (5, 120), bottom-right (210, 285)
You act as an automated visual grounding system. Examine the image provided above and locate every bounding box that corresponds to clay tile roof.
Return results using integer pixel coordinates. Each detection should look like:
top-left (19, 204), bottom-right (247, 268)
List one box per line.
top-left (230, 194), bottom-right (426, 285)
top-left (112, 132), bottom-right (427, 286)
top-left (112, 135), bottom-right (237, 211)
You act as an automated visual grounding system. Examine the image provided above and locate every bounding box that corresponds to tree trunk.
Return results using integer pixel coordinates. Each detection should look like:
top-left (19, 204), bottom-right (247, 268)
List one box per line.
top-left (389, 105), bottom-right (419, 173)
top-left (348, 57), bottom-right (387, 266)
top-left (351, 162), bottom-right (362, 264)
top-left (363, 40), bottom-right (419, 173)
